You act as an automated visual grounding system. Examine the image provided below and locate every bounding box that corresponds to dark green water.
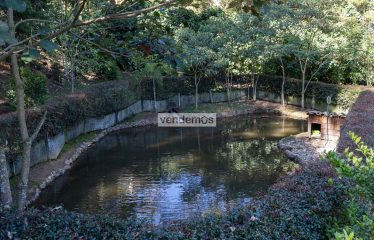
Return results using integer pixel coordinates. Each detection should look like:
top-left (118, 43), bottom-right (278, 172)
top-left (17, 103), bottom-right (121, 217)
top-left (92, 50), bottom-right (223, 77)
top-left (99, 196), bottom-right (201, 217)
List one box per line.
top-left (35, 116), bottom-right (306, 224)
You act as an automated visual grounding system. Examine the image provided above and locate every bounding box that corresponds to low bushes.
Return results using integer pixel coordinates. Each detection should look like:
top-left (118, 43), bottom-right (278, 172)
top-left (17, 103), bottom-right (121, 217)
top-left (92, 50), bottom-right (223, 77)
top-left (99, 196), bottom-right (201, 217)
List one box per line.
top-left (256, 76), bottom-right (363, 110)
top-left (328, 132), bottom-right (374, 239)
top-left (6, 67), bottom-right (48, 107)
top-left (338, 90), bottom-right (374, 154)
top-left (0, 81), bottom-right (137, 157)
top-left (0, 161), bottom-right (346, 239)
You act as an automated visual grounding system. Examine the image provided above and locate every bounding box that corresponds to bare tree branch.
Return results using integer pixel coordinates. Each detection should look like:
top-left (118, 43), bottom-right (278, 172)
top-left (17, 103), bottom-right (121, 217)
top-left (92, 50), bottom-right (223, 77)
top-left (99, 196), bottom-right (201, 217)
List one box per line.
top-left (0, 0), bottom-right (178, 61)
top-left (15, 19), bottom-right (58, 29)
top-left (73, 0), bottom-right (178, 27)
top-left (71, 32), bottom-right (128, 57)
top-left (72, 0), bottom-right (88, 24)
top-left (304, 56), bottom-right (331, 92)
top-left (0, 33), bottom-right (40, 54)
top-left (29, 111), bottom-right (47, 143)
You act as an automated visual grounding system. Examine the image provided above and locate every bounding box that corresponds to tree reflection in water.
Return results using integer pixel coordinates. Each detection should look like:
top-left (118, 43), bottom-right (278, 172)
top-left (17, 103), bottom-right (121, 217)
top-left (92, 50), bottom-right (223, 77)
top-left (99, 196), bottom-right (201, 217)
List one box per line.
top-left (35, 116), bottom-right (306, 224)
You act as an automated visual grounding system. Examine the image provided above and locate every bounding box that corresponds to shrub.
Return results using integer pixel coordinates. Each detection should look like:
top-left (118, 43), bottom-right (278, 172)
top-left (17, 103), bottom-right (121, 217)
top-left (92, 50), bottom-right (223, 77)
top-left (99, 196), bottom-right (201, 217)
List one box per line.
top-left (0, 161), bottom-right (346, 239)
top-left (6, 67), bottom-right (48, 107)
top-left (97, 60), bottom-right (122, 81)
top-left (256, 75), bottom-right (362, 110)
top-left (328, 132), bottom-right (374, 239)
top-left (337, 90), bottom-right (374, 155)
top-left (0, 81), bottom-right (137, 159)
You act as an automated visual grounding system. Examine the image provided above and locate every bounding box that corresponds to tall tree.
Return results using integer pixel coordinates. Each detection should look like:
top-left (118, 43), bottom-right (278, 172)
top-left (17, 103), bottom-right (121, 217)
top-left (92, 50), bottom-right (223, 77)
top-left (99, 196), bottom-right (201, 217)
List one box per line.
top-left (286, 0), bottom-right (336, 108)
top-left (264, 2), bottom-right (296, 106)
top-left (0, 0), bottom-right (178, 209)
top-left (176, 28), bottom-right (217, 109)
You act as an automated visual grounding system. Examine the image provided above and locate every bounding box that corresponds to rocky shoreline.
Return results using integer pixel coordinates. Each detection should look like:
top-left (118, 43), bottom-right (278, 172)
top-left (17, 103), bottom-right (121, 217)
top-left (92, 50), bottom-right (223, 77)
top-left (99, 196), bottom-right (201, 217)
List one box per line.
top-left (278, 132), bottom-right (339, 167)
top-left (278, 135), bottom-right (320, 166)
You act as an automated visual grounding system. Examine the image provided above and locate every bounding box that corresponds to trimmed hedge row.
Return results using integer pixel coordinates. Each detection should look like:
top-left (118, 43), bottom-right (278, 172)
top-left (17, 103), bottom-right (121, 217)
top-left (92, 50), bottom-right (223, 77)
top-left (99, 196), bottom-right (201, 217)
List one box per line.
top-left (157, 75), bottom-right (364, 110)
top-left (139, 75), bottom-right (218, 100)
top-left (338, 90), bottom-right (374, 154)
top-left (256, 76), bottom-right (363, 110)
top-left (0, 161), bottom-right (346, 239)
top-left (0, 81), bottom-right (137, 159)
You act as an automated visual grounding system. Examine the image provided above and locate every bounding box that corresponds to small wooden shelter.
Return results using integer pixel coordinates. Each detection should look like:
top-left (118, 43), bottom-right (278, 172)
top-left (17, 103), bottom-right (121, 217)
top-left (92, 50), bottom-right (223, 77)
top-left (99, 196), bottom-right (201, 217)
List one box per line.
top-left (307, 111), bottom-right (346, 140)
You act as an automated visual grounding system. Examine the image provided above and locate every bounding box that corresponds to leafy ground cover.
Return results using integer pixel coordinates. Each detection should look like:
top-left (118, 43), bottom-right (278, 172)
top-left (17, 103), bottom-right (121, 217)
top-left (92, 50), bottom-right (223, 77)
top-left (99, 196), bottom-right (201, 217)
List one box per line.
top-left (1, 160), bottom-right (346, 239)
top-left (328, 133), bottom-right (374, 239)
top-left (337, 90), bottom-right (374, 155)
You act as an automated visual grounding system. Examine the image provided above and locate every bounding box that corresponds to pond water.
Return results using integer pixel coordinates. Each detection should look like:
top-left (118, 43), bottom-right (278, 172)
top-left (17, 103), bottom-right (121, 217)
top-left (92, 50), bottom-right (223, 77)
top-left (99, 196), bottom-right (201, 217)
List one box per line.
top-left (35, 116), bottom-right (306, 224)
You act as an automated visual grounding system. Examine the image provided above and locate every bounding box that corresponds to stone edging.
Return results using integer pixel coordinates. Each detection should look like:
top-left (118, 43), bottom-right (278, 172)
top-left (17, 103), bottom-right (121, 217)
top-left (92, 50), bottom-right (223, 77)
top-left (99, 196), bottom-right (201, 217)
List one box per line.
top-left (278, 135), bottom-right (320, 166)
top-left (28, 102), bottom-right (308, 206)
top-left (27, 118), bottom-right (157, 206)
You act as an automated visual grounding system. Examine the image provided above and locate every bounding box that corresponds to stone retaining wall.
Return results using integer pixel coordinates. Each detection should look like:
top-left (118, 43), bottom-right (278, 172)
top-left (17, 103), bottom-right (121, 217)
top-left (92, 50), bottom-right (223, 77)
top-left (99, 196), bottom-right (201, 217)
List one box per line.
top-left (8, 90), bottom-right (246, 176)
top-left (13, 88), bottom-right (333, 176)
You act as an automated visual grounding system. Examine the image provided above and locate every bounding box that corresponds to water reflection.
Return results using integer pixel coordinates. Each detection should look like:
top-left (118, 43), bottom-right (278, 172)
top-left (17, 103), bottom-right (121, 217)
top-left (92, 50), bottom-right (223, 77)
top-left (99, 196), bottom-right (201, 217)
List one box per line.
top-left (35, 116), bottom-right (306, 224)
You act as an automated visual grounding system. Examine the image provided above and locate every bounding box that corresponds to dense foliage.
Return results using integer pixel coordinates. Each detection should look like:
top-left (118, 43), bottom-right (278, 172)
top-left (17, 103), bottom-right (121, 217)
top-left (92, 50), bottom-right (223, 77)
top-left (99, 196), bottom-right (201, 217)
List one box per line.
top-left (338, 90), bottom-right (374, 153)
top-left (6, 67), bottom-right (48, 107)
top-left (0, 0), bottom-right (373, 235)
top-left (0, 161), bottom-right (346, 239)
top-left (256, 76), bottom-right (363, 110)
top-left (2, 0), bottom-right (373, 97)
top-left (0, 81), bottom-right (137, 157)
top-left (328, 132), bottom-right (374, 239)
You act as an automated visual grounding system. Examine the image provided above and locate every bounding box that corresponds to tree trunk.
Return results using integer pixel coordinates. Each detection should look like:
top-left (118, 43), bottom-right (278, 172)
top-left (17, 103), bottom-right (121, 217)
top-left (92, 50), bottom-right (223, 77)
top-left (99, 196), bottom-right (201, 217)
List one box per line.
top-left (229, 72), bottom-right (233, 102)
top-left (280, 59), bottom-right (286, 106)
top-left (252, 74), bottom-right (258, 101)
top-left (0, 145), bottom-right (12, 208)
top-left (300, 59), bottom-right (307, 109)
top-left (194, 73), bottom-right (199, 110)
top-left (301, 72), bottom-right (305, 109)
top-left (195, 84), bottom-right (198, 110)
top-left (247, 85), bottom-right (250, 100)
top-left (301, 90), bottom-right (305, 109)
top-left (226, 73), bottom-right (230, 103)
top-left (8, 8), bottom-right (32, 210)
top-left (153, 78), bottom-right (157, 112)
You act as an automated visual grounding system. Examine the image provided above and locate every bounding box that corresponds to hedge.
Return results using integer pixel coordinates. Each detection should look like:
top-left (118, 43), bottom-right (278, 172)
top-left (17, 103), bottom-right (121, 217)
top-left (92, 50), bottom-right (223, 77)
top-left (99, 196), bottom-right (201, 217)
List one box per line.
top-left (256, 75), bottom-right (363, 110)
top-left (159, 75), bottom-right (364, 110)
top-left (338, 90), bottom-right (374, 154)
top-left (0, 161), bottom-right (346, 239)
top-left (0, 81), bottom-right (137, 159)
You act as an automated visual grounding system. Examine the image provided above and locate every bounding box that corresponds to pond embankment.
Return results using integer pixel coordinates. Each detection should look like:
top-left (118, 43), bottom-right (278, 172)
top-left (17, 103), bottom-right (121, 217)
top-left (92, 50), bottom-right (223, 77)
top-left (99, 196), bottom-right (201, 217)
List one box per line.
top-left (27, 99), bottom-right (308, 206)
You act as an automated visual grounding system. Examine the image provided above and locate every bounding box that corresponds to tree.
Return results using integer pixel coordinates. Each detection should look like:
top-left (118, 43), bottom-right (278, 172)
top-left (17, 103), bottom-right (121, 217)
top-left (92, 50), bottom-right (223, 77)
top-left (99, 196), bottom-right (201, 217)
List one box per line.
top-left (0, 142), bottom-right (12, 208)
top-left (264, 2), bottom-right (296, 106)
top-left (176, 28), bottom-right (217, 109)
top-left (133, 60), bottom-right (172, 112)
top-left (0, 0), bottom-right (178, 210)
top-left (235, 12), bottom-right (269, 101)
top-left (201, 14), bottom-right (237, 103)
top-left (285, 0), bottom-right (336, 108)
top-left (333, 0), bottom-right (374, 86)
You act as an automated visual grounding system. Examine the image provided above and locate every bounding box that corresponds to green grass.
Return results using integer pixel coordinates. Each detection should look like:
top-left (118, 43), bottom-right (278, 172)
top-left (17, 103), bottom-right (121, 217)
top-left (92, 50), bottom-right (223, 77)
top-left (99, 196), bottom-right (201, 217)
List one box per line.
top-left (60, 132), bottom-right (98, 155)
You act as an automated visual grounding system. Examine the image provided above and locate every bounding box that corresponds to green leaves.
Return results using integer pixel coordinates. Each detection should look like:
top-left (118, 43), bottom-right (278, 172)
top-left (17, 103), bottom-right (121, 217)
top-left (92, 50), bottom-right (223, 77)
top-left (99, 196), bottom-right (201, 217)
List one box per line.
top-left (29, 48), bottom-right (41, 59)
top-left (40, 40), bottom-right (58, 53)
top-left (0, 21), bottom-right (8, 46)
top-left (0, 21), bottom-right (17, 46)
top-left (0, 0), bottom-right (26, 46)
top-left (0, 21), bottom-right (8, 33)
top-left (21, 48), bottom-right (39, 64)
top-left (1, 0), bottom-right (27, 12)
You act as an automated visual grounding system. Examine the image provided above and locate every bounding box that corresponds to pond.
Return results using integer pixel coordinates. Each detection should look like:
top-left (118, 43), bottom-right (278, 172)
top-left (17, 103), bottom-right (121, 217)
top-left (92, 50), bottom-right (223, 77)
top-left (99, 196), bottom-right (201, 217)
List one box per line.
top-left (35, 116), bottom-right (306, 224)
